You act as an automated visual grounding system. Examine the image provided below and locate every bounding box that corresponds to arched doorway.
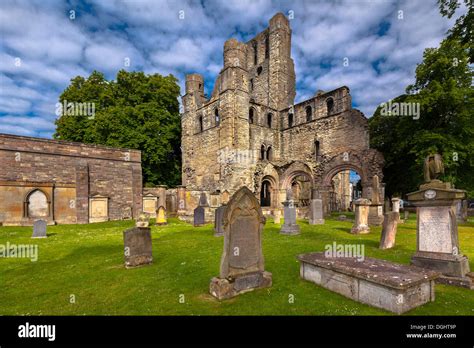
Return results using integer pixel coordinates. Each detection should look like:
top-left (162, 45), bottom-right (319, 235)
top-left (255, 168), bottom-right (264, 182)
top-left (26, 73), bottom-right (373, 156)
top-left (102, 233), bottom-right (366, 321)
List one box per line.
top-left (260, 180), bottom-right (272, 207)
top-left (329, 169), bottom-right (361, 212)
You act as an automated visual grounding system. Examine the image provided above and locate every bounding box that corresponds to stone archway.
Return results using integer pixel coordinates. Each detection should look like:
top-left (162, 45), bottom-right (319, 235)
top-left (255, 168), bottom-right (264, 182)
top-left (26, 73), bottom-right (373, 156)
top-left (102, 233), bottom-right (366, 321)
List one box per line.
top-left (316, 150), bottom-right (384, 215)
top-left (280, 161), bottom-right (314, 210)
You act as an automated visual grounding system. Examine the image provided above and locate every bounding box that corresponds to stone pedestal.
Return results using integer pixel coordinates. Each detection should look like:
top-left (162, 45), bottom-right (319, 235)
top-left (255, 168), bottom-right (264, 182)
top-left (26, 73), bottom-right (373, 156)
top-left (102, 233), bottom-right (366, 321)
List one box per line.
top-left (123, 227), bottom-right (153, 268)
top-left (280, 201), bottom-right (300, 235)
top-left (351, 198), bottom-right (371, 234)
top-left (368, 204), bottom-right (384, 226)
top-left (309, 198), bottom-right (324, 225)
top-left (407, 184), bottom-right (473, 289)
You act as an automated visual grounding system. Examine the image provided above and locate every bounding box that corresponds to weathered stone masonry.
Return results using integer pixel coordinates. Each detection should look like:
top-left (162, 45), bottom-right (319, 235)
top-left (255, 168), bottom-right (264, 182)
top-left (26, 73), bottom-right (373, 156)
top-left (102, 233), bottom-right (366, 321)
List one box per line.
top-left (180, 13), bottom-right (384, 215)
top-left (0, 133), bottom-right (142, 226)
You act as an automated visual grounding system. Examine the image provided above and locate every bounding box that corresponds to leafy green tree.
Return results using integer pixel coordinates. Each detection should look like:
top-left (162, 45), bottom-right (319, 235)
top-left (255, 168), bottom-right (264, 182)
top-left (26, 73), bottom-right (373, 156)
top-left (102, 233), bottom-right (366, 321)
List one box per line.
top-left (54, 70), bottom-right (181, 187)
top-left (438, 0), bottom-right (473, 62)
top-left (369, 36), bottom-right (474, 197)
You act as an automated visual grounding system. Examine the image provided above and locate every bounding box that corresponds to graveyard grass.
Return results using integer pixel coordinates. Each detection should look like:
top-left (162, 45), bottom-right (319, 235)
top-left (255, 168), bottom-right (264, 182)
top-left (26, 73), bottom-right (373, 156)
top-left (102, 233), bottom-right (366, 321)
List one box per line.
top-left (1, 215), bottom-right (473, 316)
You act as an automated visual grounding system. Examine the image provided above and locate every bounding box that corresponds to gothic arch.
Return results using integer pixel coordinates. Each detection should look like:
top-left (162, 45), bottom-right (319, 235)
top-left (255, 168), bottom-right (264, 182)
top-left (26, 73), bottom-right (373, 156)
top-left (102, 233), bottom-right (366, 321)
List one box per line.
top-left (280, 161), bottom-right (314, 191)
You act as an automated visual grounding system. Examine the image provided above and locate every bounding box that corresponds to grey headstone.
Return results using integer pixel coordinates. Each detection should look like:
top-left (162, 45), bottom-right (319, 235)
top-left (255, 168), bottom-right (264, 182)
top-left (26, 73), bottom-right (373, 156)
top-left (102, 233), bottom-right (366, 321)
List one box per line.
top-left (199, 192), bottom-right (209, 207)
top-left (214, 205), bottom-right (226, 236)
top-left (32, 219), bottom-right (47, 238)
top-left (280, 200), bottom-right (300, 235)
top-left (194, 206), bottom-right (205, 226)
top-left (309, 198), bottom-right (324, 225)
top-left (123, 227), bottom-right (153, 268)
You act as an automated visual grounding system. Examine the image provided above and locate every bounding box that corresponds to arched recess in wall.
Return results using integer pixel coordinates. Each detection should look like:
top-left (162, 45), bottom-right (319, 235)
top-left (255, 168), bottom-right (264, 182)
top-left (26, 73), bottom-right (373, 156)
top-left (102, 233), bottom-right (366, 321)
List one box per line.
top-left (214, 108), bottom-right (219, 126)
top-left (260, 144), bottom-right (266, 160)
top-left (249, 107), bottom-right (255, 124)
top-left (326, 97), bottom-right (335, 115)
top-left (198, 115), bottom-right (203, 132)
top-left (24, 188), bottom-right (50, 219)
top-left (267, 113), bottom-right (273, 128)
top-left (306, 105), bottom-right (312, 121)
top-left (288, 113), bottom-right (294, 127)
top-left (266, 146), bottom-right (272, 160)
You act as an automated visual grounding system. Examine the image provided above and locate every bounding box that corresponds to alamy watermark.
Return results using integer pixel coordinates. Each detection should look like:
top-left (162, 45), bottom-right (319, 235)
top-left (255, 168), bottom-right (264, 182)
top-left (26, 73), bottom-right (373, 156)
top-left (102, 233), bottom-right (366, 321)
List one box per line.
top-left (379, 100), bottom-right (420, 120)
top-left (0, 242), bottom-right (38, 262)
top-left (324, 241), bottom-right (365, 262)
top-left (55, 99), bottom-right (96, 119)
top-left (217, 148), bottom-right (256, 165)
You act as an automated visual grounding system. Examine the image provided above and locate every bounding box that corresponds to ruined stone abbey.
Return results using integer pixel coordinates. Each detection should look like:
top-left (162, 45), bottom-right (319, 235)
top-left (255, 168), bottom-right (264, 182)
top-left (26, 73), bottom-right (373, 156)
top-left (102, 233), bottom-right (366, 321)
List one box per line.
top-left (181, 13), bottom-right (384, 214)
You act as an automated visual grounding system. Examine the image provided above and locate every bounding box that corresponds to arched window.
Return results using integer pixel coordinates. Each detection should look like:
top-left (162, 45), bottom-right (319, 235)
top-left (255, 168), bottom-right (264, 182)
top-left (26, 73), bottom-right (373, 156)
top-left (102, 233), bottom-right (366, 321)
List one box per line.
top-left (198, 115), bottom-right (203, 132)
top-left (315, 140), bottom-right (320, 160)
top-left (288, 113), bottom-right (294, 127)
top-left (214, 108), bottom-right (219, 125)
top-left (249, 108), bottom-right (254, 124)
top-left (250, 78), bottom-right (254, 91)
top-left (266, 146), bottom-right (272, 161)
top-left (306, 105), bottom-right (312, 122)
top-left (265, 36), bottom-right (269, 59)
top-left (326, 98), bottom-right (334, 115)
top-left (267, 113), bottom-right (272, 128)
top-left (260, 145), bottom-right (266, 160)
top-left (260, 180), bottom-right (271, 207)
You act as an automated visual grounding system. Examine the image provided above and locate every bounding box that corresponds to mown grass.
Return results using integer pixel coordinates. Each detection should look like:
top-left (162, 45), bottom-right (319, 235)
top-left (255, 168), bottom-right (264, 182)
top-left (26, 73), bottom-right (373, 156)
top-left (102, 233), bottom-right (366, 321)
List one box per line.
top-left (0, 213), bottom-right (473, 315)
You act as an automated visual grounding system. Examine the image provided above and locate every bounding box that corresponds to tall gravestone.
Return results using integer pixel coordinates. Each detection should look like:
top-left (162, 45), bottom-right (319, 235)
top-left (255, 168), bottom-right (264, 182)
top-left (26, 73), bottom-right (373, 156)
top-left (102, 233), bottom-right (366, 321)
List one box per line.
top-left (214, 204), bottom-right (226, 237)
top-left (194, 206), bottom-right (205, 227)
top-left (379, 212), bottom-right (399, 249)
top-left (309, 191), bottom-right (324, 225)
top-left (209, 187), bottom-right (272, 300)
top-left (368, 175), bottom-right (384, 226)
top-left (32, 219), bottom-right (47, 238)
top-left (351, 198), bottom-right (371, 234)
top-left (280, 189), bottom-right (300, 235)
top-left (407, 154), bottom-right (473, 289)
top-left (391, 197), bottom-right (403, 224)
top-left (123, 225), bottom-right (153, 268)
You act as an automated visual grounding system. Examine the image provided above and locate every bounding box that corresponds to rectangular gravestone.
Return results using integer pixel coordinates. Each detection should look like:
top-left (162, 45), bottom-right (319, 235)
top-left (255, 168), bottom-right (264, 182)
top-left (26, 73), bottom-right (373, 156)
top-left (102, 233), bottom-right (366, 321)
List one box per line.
top-left (210, 187), bottom-right (272, 300)
top-left (214, 205), bottom-right (226, 236)
top-left (194, 206), bottom-right (205, 227)
top-left (298, 252), bottom-right (439, 314)
top-left (280, 200), bottom-right (300, 235)
top-left (309, 198), bottom-right (324, 225)
top-left (123, 227), bottom-right (153, 268)
top-left (32, 219), bottom-right (47, 238)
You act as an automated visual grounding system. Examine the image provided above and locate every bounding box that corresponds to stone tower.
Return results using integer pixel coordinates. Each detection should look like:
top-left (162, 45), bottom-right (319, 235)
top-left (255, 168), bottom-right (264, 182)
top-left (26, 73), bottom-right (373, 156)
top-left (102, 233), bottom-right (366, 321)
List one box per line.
top-left (180, 12), bottom-right (384, 214)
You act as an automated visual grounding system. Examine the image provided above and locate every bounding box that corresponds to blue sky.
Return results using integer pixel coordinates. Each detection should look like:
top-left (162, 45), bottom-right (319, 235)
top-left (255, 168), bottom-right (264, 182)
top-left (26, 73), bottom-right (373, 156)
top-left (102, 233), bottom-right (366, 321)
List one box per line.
top-left (0, 0), bottom-right (465, 138)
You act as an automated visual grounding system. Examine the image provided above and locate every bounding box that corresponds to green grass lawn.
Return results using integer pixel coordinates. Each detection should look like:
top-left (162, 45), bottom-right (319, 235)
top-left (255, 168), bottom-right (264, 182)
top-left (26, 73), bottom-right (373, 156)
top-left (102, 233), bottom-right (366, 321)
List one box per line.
top-left (1, 213), bottom-right (473, 315)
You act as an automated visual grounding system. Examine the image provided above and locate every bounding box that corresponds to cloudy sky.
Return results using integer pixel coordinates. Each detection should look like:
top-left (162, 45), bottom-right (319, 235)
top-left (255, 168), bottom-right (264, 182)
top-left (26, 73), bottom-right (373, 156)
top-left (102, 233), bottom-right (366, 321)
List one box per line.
top-left (0, 0), bottom-right (465, 138)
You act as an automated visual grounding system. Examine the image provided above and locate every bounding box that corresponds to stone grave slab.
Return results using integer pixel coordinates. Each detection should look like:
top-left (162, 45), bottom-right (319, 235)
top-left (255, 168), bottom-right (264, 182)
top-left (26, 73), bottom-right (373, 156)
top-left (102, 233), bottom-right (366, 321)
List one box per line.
top-left (297, 252), bottom-right (439, 314)
top-left (123, 227), bottom-right (153, 268)
top-left (32, 219), bottom-right (47, 238)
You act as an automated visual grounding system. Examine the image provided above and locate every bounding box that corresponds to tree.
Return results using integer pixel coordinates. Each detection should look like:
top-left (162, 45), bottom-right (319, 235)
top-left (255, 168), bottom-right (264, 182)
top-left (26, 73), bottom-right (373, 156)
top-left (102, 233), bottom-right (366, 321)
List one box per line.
top-left (438, 0), bottom-right (473, 63)
top-left (54, 70), bottom-right (181, 187)
top-left (369, 36), bottom-right (474, 197)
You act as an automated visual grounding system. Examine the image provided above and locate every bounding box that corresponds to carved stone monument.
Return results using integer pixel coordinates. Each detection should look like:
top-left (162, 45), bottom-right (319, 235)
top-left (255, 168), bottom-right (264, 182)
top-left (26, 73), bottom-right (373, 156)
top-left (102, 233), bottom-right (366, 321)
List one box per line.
top-left (280, 189), bottom-right (300, 235)
top-left (156, 206), bottom-right (167, 225)
top-left (351, 198), bottom-right (371, 234)
top-left (123, 227), bottom-right (153, 268)
top-left (379, 212), bottom-right (399, 249)
top-left (407, 154), bottom-right (473, 289)
top-left (209, 187), bottom-right (272, 300)
top-left (32, 219), bottom-right (47, 238)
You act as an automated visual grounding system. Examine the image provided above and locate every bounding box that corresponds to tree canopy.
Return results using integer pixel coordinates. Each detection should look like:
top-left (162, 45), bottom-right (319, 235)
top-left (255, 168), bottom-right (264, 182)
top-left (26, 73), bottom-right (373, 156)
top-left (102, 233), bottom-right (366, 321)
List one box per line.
top-left (54, 70), bottom-right (181, 187)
